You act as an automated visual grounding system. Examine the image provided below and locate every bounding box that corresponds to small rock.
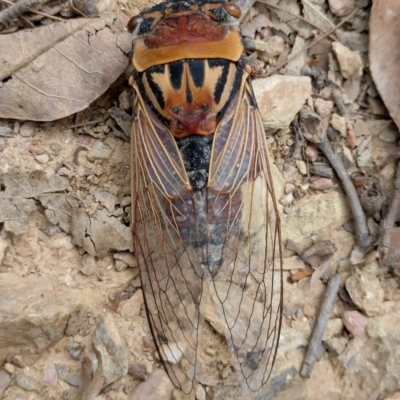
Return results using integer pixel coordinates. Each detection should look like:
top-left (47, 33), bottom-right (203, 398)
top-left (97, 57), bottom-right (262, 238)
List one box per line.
top-left (253, 76), bottom-right (311, 130)
top-left (378, 127), bottom-right (398, 143)
top-left (195, 384), bottom-right (206, 400)
top-left (0, 126), bottom-right (13, 137)
top-left (43, 367), bottom-right (58, 386)
top-left (87, 140), bottom-right (112, 161)
top-left (296, 160), bottom-right (307, 175)
top-left (0, 370), bottom-right (11, 395)
top-left (81, 253), bottom-right (97, 276)
top-left (118, 90), bottom-right (131, 110)
top-left (310, 178), bottom-right (334, 190)
top-left (205, 347), bottom-right (217, 356)
top-left (305, 145), bottom-right (318, 162)
top-left (302, 303), bottom-right (316, 318)
top-left (328, 0), bottom-right (355, 16)
top-left (156, 343), bottom-right (184, 364)
top-left (66, 341), bottom-right (84, 360)
top-left (0, 237), bottom-right (9, 264)
top-left (281, 192), bottom-right (294, 207)
top-left (128, 369), bottom-right (174, 400)
top-left (0, 138), bottom-right (7, 152)
top-left (128, 361), bottom-right (152, 381)
top-left (330, 113), bottom-right (347, 137)
top-left (263, 35), bottom-right (285, 56)
top-left (114, 252), bottom-right (137, 267)
top-left (115, 260), bottom-right (128, 272)
top-left (15, 373), bottom-right (42, 393)
top-left (56, 364), bottom-right (84, 392)
top-left (324, 336), bottom-right (348, 356)
top-left (12, 354), bottom-right (25, 368)
top-left (345, 269), bottom-right (384, 316)
top-left (4, 363), bottom-right (15, 374)
top-left (342, 310), bottom-right (367, 336)
top-left (93, 313), bottom-right (129, 386)
top-left (221, 366), bottom-right (231, 379)
top-left (314, 98), bottom-right (334, 118)
top-left (57, 167), bottom-right (73, 178)
top-left (332, 42), bottom-right (363, 79)
top-left (346, 123), bottom-right (357, 149)
top-left (353, 119), bottom-right (369, 137)
top-left (29, 145), bottom-right (46, 155)
top-left (120, 196), bottom-right (131, 208)
top-left (323, 318), bottom-right (343, 341)
top-left (284, 183), bottom-right (296, 194)
top-left (20, 121), bottom-right (36, 137)
top-left (94, 189), bottom-right (119, 212)
top-left (119, 289), bottom-right (144, 318)
top-left (50, 143), bottom-right (61, 155)
top-left (34, 153), bottom-right (50, 164)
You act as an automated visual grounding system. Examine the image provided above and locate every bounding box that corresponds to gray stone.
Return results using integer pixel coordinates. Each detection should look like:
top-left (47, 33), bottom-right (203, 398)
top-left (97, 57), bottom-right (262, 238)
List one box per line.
top-left (19, 121), bottom-right (36, 137)
top-left (345, 269), bottom-right (384, 316)
top-left (129, 369), bottom-right (174, 400)
top-left (0, 273), bottom-right (82, 363)
top-left (0, 370), bottom-right (11, 395)
top-left (87, 140), bottom-right (112, 161)
top-left (253, 76), bottom-right (311, 131)
top-left (93, 313), bottom-right (129, 386)
top-left (15, 373), bottom-right (43, 393)
top-left (66, 341), bottom-right (84, 360)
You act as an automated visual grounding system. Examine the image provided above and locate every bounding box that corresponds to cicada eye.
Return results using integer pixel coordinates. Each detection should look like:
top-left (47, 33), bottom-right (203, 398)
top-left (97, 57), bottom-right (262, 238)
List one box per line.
top-left (223, 2), bottom-right (241, 19)
top-left (127, 15), bottom-right (144, 33)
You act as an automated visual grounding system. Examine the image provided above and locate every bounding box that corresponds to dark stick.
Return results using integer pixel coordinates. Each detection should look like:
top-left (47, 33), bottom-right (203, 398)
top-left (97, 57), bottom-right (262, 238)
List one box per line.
top-left (300, 274), bottom-right (342, 378)
top-left (0, 0), bottom-right (38, 26)
top-left (380, 161), bottom-right (400, 265)
top-left (318, 140), bottom-right (370, 248)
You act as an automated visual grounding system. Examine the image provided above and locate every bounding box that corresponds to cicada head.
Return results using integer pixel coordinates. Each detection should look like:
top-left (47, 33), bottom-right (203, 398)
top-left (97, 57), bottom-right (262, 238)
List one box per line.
top-left (128, 0), bottom-right (244, 72)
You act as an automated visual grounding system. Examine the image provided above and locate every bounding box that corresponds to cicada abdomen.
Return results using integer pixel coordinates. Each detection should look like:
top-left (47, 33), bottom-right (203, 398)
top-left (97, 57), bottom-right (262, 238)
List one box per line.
top-left (128, 0), bottom-right (283, 395)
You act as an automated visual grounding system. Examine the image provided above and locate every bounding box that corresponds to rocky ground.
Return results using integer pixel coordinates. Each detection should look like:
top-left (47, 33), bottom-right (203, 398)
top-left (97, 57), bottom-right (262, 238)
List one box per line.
top-left (1, 0), bottom-right (400, 399)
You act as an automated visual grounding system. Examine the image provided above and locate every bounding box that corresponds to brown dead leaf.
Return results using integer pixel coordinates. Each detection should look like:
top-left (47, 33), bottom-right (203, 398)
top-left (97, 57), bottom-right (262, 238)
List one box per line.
top-left (0, 15), bottom-right (131, 121)
top-left (369, 0), bottom-right (400, 130)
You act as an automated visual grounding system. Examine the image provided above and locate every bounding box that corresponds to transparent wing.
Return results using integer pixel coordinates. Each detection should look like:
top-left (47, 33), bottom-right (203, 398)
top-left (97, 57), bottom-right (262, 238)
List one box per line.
top-left (206, 79), bottom-right (283, 392)
top-left (131, 96), bottom-right (204, 394)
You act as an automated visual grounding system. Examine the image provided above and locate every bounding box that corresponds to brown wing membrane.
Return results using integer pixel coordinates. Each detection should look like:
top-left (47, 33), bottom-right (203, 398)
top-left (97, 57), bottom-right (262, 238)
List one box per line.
top-left (131, 96), bottom-right (204, 394)
top-left (207, 78), bottom-right (283, 392)
top-left (131, 75), bottom-right (282, 394)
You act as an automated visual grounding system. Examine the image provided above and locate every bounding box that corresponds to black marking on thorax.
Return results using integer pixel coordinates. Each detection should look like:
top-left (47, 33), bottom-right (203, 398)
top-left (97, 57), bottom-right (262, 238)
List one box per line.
top-left (177, 135), bottom-right (212, 190)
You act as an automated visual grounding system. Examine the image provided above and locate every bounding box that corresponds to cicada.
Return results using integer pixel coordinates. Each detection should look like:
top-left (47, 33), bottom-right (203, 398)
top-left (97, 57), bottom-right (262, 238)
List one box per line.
top-left (128, 0), bottom-right (283, 395)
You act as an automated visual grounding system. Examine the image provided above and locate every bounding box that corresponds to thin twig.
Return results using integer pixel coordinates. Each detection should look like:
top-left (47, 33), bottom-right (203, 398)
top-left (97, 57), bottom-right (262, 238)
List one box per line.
top-left (0, 0), bottom-right (65, 21)
top-left (379, 161), bottom-right (400, 265)
top-left (261, 9), bottom-right (357, 77)
top-left (61, 118), bottom-right (105, 130)
top-left (300, 274), bottom-right (342, 378)
top-left (0, 0), bottom-right (38, 25)
top-left (318, 140), bottom-right (370, 248)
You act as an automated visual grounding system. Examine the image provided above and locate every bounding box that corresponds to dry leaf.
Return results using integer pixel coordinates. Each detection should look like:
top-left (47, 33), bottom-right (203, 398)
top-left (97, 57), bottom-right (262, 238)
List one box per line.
top-left (0, 16), bottom-right (131, 121)
top-left (369, 0), bottom-right (400, 130)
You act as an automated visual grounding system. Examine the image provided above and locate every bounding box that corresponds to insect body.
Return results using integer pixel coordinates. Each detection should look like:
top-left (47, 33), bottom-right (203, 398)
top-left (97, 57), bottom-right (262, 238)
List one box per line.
top-left (128, 0), bottom-right (283, 394)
